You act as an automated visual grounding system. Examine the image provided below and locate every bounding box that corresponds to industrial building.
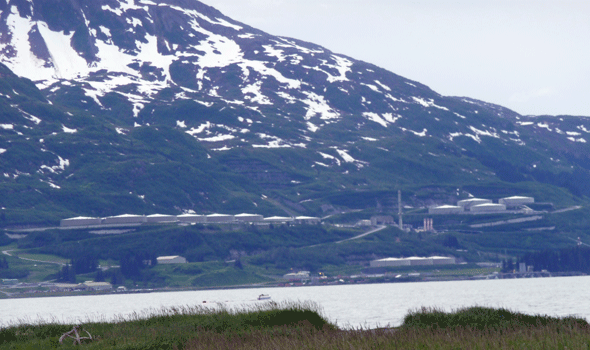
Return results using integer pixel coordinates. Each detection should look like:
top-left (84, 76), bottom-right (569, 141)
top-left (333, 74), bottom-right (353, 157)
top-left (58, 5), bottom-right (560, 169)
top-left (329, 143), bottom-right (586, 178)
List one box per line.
top-left (60, 216), bottom-right (102, 227)
top-left (157, 256), bottom-right (187, 264)
top-left (428, 205), bottom-right (464, 215)
top-left (499, 196), bottom-right (534, 207)
top-left (283, 271), bottom-right (310, 281)
top-left (457, 198), bottom-right (492, 210)
top-left (470, 203), bottom-right (507, 213)
top-left (177, 214), bottom-right (206, 223)
top-left (102, 214), bottom-right (147, 225)
top-left (370, 256), bottom-right (456, 267)
top-left (264, 216), bottom-right (294, 223)
top-left (235, 213), bottom-right (264, 223)
top-left (206, 214), bottom-right (235, 223)
top-left (81, 281), bottom-right (113, 291)
top-left (371, 216), bottom-right (395, 225)
top-left (146, 214), bottom-right (177, 223)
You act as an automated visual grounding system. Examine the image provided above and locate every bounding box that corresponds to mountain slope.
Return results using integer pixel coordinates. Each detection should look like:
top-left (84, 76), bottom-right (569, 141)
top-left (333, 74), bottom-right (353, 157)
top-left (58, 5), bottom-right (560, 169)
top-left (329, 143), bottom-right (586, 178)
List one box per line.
top-left (0, 0), bottom-right (589, 226)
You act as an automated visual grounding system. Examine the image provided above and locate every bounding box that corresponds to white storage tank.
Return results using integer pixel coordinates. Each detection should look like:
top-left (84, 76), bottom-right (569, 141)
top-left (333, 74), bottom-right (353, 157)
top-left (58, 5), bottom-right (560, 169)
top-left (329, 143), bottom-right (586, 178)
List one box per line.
top-left (407, 257), bottom-right (434, 266)
top-left (177, 214), bottom-right (206, 223)
top-left (146, 214), bottom-right (177, 223)
top-left (428, 205), bottom-right (464, 215)
top-left (370, 258), bottom-right (411, 267)
top-left (457, 198), bottom-right (492, 210)
top-left (294, 216), bottom-right (321, 224)
top-left (157, 256), bottom-right (187, 264)
top-left (431, 256), bottom-right (456, 265)
top-left (102, 214), bottom-right (147, 225)
top-left (60, 217), bottom-right (102, 227)
top-left (206, 214), bottom-right (235, 223)
top-left (235, 213), bottom-right (264, 223)
top-left (264, 216), bottom-right (294, 223)
top-left (470, 203), bottom-right (507, 213)
top-left (370, 256), bottom-right (456, 267)
top-left (499, 196), bottom-right (534, 207)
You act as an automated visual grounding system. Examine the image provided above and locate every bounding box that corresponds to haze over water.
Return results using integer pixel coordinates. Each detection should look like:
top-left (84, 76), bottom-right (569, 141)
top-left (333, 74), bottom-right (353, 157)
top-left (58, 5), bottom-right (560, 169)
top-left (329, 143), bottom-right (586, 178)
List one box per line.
top-left (1, 276), bottom-right (588, 328)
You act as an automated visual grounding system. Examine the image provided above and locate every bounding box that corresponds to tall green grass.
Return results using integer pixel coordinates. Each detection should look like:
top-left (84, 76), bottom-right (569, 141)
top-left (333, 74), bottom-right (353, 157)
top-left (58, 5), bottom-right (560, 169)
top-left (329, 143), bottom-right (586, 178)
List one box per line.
top-left (1, 304), bottom-right (589, 349)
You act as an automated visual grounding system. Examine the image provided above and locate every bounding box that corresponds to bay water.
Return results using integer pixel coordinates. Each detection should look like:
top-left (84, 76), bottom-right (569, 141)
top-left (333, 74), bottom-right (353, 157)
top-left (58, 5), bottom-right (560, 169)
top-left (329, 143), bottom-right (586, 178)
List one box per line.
top-left (1, 276), bottom-right (589, 329)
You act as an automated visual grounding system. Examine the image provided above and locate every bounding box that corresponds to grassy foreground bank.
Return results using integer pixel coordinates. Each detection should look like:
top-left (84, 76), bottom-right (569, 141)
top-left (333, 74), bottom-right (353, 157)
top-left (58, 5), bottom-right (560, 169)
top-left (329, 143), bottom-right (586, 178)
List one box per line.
top-left (1, 303), bottom-right (589, 349)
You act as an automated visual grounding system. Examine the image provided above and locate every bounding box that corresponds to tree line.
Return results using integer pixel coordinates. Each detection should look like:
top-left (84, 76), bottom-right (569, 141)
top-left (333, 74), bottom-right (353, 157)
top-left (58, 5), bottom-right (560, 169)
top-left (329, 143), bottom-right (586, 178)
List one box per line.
top-left (520, 246), bottom-right (590, 273)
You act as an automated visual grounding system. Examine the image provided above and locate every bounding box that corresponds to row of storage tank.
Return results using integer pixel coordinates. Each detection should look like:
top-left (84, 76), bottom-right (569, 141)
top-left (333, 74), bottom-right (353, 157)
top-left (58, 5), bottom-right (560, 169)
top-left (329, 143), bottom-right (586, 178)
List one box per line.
top-left (428, 196), bottom-right (534, 215)
top-left (60, 213), bottom-right (322, 227)
top-left (370, 256), bottom-right (456, 267)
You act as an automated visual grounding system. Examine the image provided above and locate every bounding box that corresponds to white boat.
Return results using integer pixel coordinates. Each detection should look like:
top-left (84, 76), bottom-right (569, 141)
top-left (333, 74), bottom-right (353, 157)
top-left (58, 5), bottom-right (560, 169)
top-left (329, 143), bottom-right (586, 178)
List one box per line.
top-left (257, 294), bottom-right (271, 300)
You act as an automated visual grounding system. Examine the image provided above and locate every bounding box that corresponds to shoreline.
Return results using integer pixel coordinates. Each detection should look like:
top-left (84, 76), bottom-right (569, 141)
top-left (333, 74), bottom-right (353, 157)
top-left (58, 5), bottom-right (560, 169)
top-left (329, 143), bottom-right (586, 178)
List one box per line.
top-left (1, 271), bottom-right (587, 300)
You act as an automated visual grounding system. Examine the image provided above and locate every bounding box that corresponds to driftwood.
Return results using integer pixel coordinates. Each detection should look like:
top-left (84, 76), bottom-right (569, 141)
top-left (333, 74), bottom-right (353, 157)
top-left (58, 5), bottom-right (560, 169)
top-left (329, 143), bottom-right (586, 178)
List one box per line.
top-left (59, 325), bottom-right (93, 345)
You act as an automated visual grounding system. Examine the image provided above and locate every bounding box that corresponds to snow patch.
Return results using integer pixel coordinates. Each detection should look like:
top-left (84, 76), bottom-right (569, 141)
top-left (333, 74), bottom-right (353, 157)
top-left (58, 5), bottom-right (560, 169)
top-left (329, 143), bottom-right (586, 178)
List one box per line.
top-left (411, 97), bottom-right (449, 111)
top-left (301, 92), bottom-right (339, 120)
top-left (62, 125), bottom-right (77, 133)
top-left (363, 112), bottom-right (388, 127)
top-left (567, 137), bottom-right (587, 143)
top-left (374, 80), bottom-right (391, 91)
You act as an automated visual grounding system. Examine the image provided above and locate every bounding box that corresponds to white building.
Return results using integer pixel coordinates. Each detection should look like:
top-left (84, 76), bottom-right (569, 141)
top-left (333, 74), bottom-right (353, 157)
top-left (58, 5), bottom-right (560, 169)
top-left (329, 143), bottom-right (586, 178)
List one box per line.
top-left (457, 198), bottom-right (492, 210)
top-left (81, 281), bottom-right (113, 291)
top-left (157, 256), bottom-right (188, 264)
top-left (235, 213), bottom-right (264, 223)
top-left (206, 214), bottom-right (235, 223)
top-left (60, 217), bottom-right (102, 227)
top-left (428, 205), bottom-right (464, 215)
top-left (102, 214), bottom-right (147, 225)
top-left (177, 214), bottom-right (206, 223)
top-left (146, 214), bottom-right (177, 223)
top-left (470, 203), bottom-right (507, 213)
top-left (499, 196), bottom-right (534, 207)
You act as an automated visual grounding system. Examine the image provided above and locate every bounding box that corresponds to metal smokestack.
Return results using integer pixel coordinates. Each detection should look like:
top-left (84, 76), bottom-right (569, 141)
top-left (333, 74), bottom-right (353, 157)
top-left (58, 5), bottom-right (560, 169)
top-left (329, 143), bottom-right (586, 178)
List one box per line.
top-left (398, 190), bottom-right (403, 230)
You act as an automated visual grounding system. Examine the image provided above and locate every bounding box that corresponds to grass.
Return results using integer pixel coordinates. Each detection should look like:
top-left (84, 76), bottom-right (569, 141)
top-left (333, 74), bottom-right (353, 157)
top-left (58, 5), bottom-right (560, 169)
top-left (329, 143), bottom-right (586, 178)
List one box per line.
top-left (1, 304), bottom-right (589, 349)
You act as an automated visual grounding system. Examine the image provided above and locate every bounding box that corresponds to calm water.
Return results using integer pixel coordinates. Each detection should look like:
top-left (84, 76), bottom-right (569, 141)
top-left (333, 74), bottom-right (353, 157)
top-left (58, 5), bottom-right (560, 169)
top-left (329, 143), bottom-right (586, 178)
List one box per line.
top-left (1, 276), bottom-right (589, 328)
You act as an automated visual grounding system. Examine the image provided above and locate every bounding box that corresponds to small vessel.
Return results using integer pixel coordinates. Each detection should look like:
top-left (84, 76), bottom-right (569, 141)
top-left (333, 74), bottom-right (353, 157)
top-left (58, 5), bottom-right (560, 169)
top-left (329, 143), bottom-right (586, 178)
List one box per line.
top-left (257, 294), bottom-right (271, 300)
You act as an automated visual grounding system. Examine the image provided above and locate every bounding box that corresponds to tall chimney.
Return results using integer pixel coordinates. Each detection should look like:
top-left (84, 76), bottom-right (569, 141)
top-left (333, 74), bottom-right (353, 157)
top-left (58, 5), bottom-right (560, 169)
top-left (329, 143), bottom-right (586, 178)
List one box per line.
top-left (398, 190), bottom-right (403, 230)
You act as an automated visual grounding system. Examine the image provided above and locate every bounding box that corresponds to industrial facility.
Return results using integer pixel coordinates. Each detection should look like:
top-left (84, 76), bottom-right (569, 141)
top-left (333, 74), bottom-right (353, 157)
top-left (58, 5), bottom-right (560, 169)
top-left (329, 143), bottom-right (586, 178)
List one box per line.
top-left (428, 195), bottom-right (534, 215)
top-left (370, 256), bottom-right (456, 267)
top-left (235, 213), bottom-right (264, 223)
top-left (176, 214), bottom-right (206, 223)
top-left (59, 212), bottom-right (323, 228)
top-left (470, 203), bottom-right (507, 213)
top-left (59, 216), bottom-right (102, 227)
top-left (146, 214), bottom-right (177, 223)
top-left (499, 196), bottom-right (534, 207)
top-left (102, 214), bottom-right (147, 225)
top-left (457, 198), bottom-right (492, 209)
top-left (206, 214), bottom-right (235, 223)
top-left (428, 205), bottom-right (464, 215)
top-left (264, 216), bottom-right (295, 223)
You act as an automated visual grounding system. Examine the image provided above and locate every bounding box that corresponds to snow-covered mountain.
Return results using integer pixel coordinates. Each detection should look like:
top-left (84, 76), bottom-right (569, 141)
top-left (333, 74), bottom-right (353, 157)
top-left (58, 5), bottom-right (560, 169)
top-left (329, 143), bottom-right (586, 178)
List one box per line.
top-left (1, 0), bottom-right (589, 225)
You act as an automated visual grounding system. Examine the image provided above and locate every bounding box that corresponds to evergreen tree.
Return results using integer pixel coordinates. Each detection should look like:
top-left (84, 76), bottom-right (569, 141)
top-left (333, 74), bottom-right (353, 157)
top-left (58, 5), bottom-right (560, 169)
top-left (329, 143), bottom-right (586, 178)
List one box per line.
top-left (57, 264), bottom-right (76, 283)
top-left (0, 257), bottom-right (8, 269)
top-left (95, 269), bottom-right (105, 282)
